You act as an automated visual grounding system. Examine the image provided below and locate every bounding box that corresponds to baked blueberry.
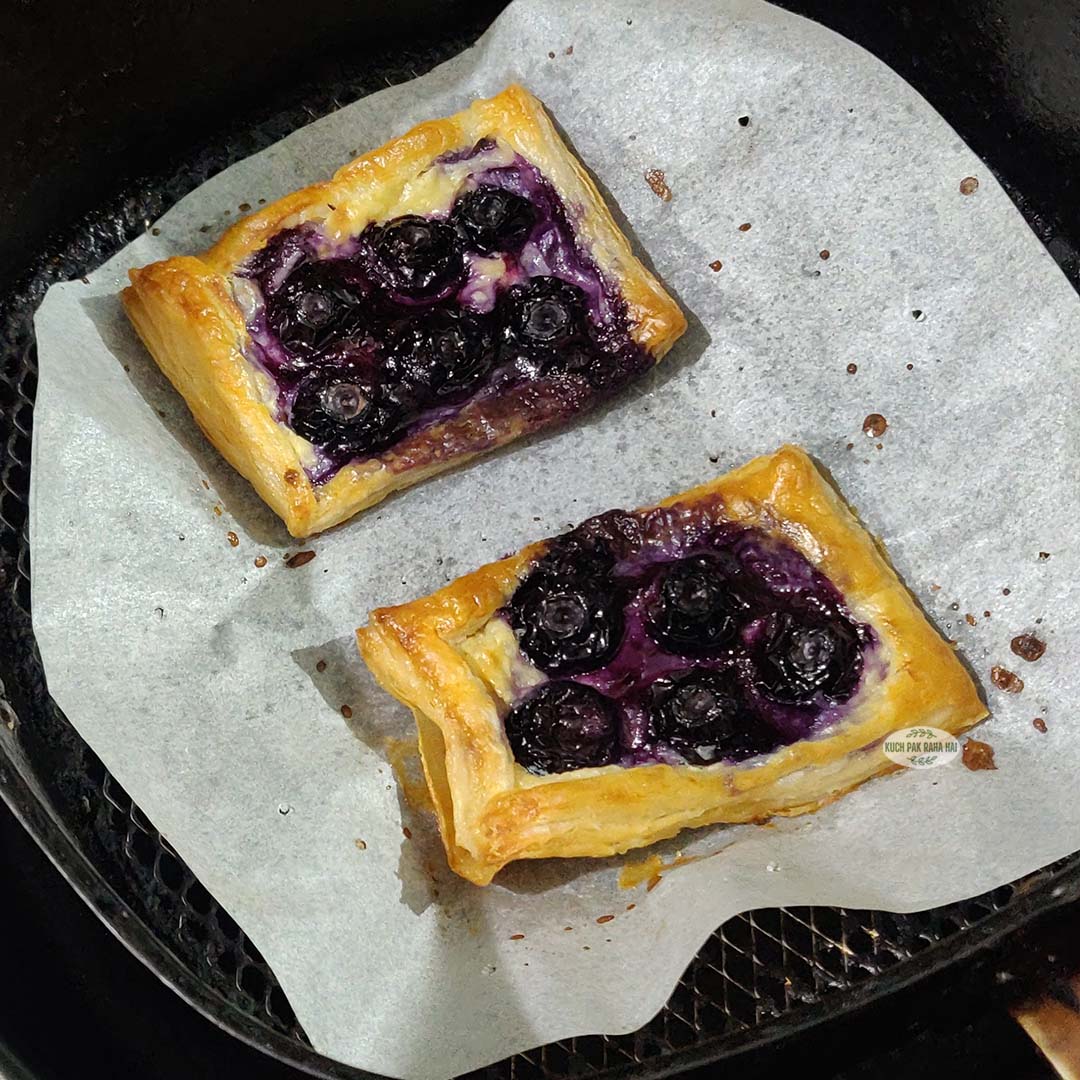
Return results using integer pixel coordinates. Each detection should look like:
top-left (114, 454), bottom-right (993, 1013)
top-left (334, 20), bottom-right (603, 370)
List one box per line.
top-left (363, 215), bottom-right (466, 302)
top-left (500, 276), bottom-right (587, 353)
top-left (266, 260), bottom-right (369, 359)
top-left (647, 555), bottom-right (748, 656)
top-left (649, 669), bottom-right (774, 764)
top-left (533, 533), bottom-right (617, 583)
top-left (385, 308), bottom-right (496, 403)
top-left (510, 571), bottom-right (624, 676)
top-left (289, 367), bottom-right (402, 454)
top-left (753, 611), bottom-right (864, 705)
top-left (452, 186), bottom-right (537, 254)
top-left (504, 681), bottom-right (619, 774)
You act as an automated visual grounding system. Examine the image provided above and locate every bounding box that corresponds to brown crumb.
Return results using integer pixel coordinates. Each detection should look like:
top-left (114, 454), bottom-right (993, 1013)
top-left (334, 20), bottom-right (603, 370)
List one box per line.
top-left (510, 933), bottom-right (525, 940)
top-left (1038, 551), bottom-right (1051, 561)
top-left (646, 874), bottom-right (662, 892)
top-left (1003, 587), bottom-right (1011, 595)
top-left (1011, 634), bottom-right (1046, 662)
top-left (965, 613), bottom-right (976, 626)
top-left (644, 169), bottom-right (672, 201)
top-left (254, 555), bottom-right (267, 568)
top-left (547, 50), bottom-right (555, 58)
top-left (711, 409), bottom-right (717, 417)
top-left (238, 202), bottom-right (252, 212)
top-left (286, 550), bottom-right (316, 568)
top-left (563, 926), bottom-right (573, 932)
top-left (962, 738), bottom-right (997, 771)
top-left (709, 259), bottom-right (723, 272)
top-left (316, 659), bottom-right (327, 673)
top-left (862, 413), bottom-right (887, 437)
top-left (984, 610), bottom-right (992, 618)
top-left (284, 468), bottom-right (301, 486)
top-left (708, 454), bottom-right (719, 464)
top-left (626, 903), bottom-right (636, 911)
top-left (340, 704), bottom-right (353, 719)
top-left (564, 44), bottom-right (574, 55)
top-left (738, 222), bottom-right (752, 232)
top-left (991, 665), bottom-right (1024, 693)
top-left (819, 249), bottom-right (830, 260)
top-left (213, 505), bottom-right (222, 516)
top-left (258, 198), bottom-right (266, 204)
top-left (226, 531), bottom-right (239, 547)
top-left (596, 915), bottom-right (615, 924)
top-left (402, 826), bottom-right (412, 840)
top-left (199, 224), bottom-right (210, 233)
top-left (201, 479), bottom-right (210, 489)
top-left (930, 584), bottom-right (941, 592)
top-left (847, 363), bottom-right (858, 375)
top-left (876, 442), bottom-right (883, 450)
top-left (1033, 717), bottom-right (1048, 733)
top-left (354, 839), bottom-right (367, 851)
top-left (906, 363), bottom-right (914, 370)
top-left (151, 226), bottom-right (161, 236)
top-left (959, 176), bottom-right (979, 196)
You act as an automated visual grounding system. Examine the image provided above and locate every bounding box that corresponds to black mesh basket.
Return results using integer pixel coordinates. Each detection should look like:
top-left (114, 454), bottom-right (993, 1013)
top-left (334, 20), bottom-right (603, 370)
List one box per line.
top-left (3, 5), bottom-right (1080, 1079)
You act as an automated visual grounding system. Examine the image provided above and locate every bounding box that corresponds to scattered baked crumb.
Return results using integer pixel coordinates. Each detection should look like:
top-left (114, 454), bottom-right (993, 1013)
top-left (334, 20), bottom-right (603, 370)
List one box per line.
top-left (626, 903), bottom-right (636, 911)
top-left (820, 249), bottom-right (830, 260)
top-left (258, 198), bottom-right (266, 204)
top-left (930, 584), bottom-right (941, 592)
top-left (596, 915), bottom-right (615, 924)
top-left (876, 442), bottom-right (883, 450)
top-left (846, 442), bottom-right (854, 450)
top-left (151, 226), bottom-right (161, 236)
top-left (738, 222), bottom-right (752, 232)
top-left (646, 874), bottom-right (662, 891)
top-left (906, 363), bottom-right (914, 370)
top-left (316, 659), bottom-right (327, 673)
top-left (1003, 587), bottom-right (1011, 595)
top-left (284, 468), bottom-right (301, 486)
top-left (1032, 717), bottom-right (1048, 734)
top-left (510, 933), bottom-right (525, 940)
top-left (1010, 634), bottom-right (1046, 662)
top-left (254, 555), bottom-right (267, 568)
top-left (965, 613), bottom-right (976, 626)
top-left (213, 505), bottom-right (222, 516)
top-left (708, 454), bottom-right (719, 464)
top-left (709, 259), bottom-right (723, 272)
top-left (226, 531), bottom-right (239, 547)
top-left (238, 202), bottom-right (252, 212)
top-left (547, 50), bottom-right (555, 59)
top-left (286, 550), bottom-right (316, 568)
top-left (644, 169), bottom-right (672, 201)
top-left (199, 224), bottom-right (211, 233)
top-left (711, 409), bottom-right (717, 417)
top-left (201, 479), bottom-right (210, 489)
top-left (354, 839), bottom-right (367, 851)
top-left (1038, 551), bottom-right (1051, 561)
top-left (990, 665), bottom-right (1024, 693)
top-left (962, 738), bottom-right (997, 771)
top-left (564, 44), bottom-right (574, 55)
top-left (563, 926), bottom-right (573, 932)
top-left (402, 826), bottom-right (412, 840)
top-left (862, 413), bottom-right (887, 437)
top-left (738, 115), bottom-right (750, 126)
top-left (341, 704), bottom-right (353, 719)
top-left (959, 176), bottom-right (979, 196)
top-left (847, 363), bottom-right (858, 375)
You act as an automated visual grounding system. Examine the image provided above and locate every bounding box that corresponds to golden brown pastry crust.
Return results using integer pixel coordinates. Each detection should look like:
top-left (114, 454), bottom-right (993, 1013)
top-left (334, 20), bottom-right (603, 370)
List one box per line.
top-left (122, 85), bottom-right (687, 537)
top-left (357, 446), bottom-right (988, 886)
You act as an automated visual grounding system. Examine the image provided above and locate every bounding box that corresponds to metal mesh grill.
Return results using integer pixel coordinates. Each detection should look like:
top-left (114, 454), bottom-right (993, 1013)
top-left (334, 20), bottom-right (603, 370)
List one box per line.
top-left (0, 25), bottom-right (1077, 1080)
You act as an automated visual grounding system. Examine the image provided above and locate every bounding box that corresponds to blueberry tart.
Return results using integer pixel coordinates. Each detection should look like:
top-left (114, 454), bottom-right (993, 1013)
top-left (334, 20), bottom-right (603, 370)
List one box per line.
top-left (122, 85), bottom-right (686, 536)
top-left (357, 447), bottom-right (987, 885)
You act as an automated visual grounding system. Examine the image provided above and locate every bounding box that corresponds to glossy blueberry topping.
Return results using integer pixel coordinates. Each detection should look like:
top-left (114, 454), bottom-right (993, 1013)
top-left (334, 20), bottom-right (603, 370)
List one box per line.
top-left (501, 276), bottom-right (587, 353)
top-left (288, 367), bottom-right (402, 454)
top-left (504, 681), bottom-right (619, 774)
top-left (510, 572), bottom-right (624, 676)
top-left (363, 215), bottom-right (465, 302)
top-left (647, 554), bottom-right (749, 656)
top-left (649, 669), bottom-right (776, 764)
top-left (385, 308), bottom-right (495, 403)
top-left (452, 186), bottom-right (537, 255)
top-left (266, 260), bottom-right (369, 359)
top-left (753, 611), bottom-right (865, 705)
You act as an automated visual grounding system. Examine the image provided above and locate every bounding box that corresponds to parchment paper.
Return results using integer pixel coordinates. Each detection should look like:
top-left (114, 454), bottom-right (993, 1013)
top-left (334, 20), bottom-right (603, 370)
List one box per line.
top-left (30, 0), bottom-right (1080, 1076)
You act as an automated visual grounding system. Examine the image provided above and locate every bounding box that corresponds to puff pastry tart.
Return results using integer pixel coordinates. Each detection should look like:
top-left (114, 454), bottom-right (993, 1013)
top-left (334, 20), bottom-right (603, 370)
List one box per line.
top-left (122, 85), bottom-right (686, 536)
top-left (357, 446), bottom-right (987, 886)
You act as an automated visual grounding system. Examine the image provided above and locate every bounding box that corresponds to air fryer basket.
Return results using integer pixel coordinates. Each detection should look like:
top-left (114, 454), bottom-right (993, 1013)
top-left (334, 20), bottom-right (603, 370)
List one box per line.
top-left (4, 4), bottom-right (1080, 1078)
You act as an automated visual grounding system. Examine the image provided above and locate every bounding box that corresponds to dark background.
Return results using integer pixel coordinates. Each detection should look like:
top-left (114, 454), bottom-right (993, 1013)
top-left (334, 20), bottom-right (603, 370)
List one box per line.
top-left (3, 0), bottom-right (1079, 1076)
